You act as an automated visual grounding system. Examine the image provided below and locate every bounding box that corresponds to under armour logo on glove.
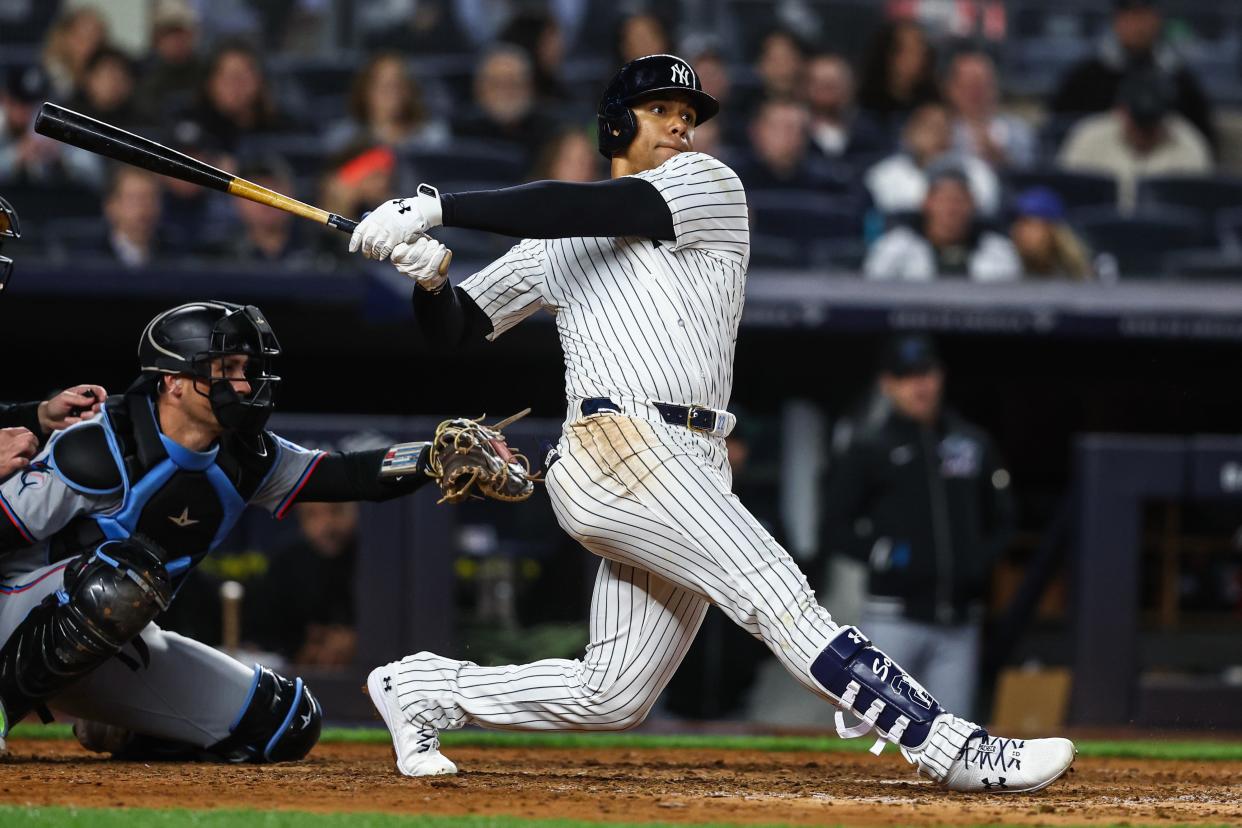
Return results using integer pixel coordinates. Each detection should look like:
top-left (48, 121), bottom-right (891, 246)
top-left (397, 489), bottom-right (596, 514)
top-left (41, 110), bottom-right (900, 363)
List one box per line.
top-left (383, 676), bottom-right (393, 692)
top-left (981, 777), bottom-right (1008, 790)
top-left (393, 199), bottom-right (411, 214)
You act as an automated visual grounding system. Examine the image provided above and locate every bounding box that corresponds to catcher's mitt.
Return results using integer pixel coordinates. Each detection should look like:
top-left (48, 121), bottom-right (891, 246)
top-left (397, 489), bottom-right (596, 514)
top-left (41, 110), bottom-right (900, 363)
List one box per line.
top-left (425, 409), bottom-right (536, 504)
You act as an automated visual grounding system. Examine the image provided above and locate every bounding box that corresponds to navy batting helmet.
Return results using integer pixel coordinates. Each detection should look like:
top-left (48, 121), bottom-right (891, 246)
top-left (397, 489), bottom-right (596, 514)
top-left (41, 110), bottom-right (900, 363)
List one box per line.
top-left (597, 54), bottom-right (719, 159)
top-left (139, 300), bottom-right (281, 435)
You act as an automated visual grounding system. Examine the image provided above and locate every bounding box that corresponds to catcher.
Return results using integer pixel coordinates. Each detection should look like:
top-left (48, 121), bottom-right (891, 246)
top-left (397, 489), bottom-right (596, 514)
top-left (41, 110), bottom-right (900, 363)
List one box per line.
top-left (0, 299), bottom-right (532, 759)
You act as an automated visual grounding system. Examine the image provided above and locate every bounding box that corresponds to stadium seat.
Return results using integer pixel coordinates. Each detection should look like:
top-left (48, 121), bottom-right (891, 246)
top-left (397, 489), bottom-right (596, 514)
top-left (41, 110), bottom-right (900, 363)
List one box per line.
top-left (749, 191), bottom-right (864, 242)
top-left (3, 183), bottom-right (102, 225)
top-left (748, 233), bottom-right (808, 269)
top-left (1137, 175), bottom-right (1242, 228)
top-left (1073, 206), bottom-right (1208, 279)
top-left (1217, 206), bottom-right (1242, 252)
top-left (1008, 168), bottom-right (1117, 210)
top-left (1162, 248), bottom-right (1242, 281)
top-left (406, 142), bottom-right (527, 186)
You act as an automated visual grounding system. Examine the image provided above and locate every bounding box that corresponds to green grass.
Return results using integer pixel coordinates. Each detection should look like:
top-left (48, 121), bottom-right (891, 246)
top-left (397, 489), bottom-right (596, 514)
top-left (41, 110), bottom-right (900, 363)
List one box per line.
top-left (11, 723), bottom-right (1242, 762)
top-left (0, 808), bottom-right (1234, 828)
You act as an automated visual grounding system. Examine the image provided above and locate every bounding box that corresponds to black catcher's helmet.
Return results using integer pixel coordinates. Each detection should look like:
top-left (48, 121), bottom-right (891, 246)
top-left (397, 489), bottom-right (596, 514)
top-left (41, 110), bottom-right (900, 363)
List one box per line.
top-left (138, 300), bottom-right (281, 434)
top-left (0, 194), bottom-right (20, 293)
top-left (596, 54), bottom-right (719, 159)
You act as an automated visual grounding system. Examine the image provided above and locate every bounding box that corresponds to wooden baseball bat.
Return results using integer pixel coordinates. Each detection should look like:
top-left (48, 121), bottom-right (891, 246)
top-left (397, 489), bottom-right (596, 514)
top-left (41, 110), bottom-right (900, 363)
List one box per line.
top-left (33, 102), bottom-right (450, 274)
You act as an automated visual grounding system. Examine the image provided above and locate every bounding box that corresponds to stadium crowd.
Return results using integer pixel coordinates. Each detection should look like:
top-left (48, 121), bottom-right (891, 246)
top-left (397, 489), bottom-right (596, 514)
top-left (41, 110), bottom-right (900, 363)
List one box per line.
top-left (1, 0), bottom-right (1240, 280)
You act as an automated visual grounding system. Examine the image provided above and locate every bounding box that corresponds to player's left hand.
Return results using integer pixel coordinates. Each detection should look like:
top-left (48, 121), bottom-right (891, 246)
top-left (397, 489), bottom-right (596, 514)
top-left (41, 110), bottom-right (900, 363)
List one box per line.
top-left (38, 384), bottom-right (108, 434)
top-left (391, 235), bottom-right (451, 292)
top-left (349, 184), bottom-right (444, 260)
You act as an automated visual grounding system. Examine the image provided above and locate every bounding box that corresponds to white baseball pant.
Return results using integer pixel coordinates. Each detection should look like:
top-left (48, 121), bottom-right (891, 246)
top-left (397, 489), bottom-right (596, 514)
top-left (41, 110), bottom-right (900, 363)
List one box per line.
top-left (387, 413), bottom-right (844, 731)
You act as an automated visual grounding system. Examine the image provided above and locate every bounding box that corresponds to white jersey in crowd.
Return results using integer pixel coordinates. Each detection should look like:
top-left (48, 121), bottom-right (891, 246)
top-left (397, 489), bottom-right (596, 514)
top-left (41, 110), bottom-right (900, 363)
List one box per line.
top-left (459, 151), bottom-right (749, 419)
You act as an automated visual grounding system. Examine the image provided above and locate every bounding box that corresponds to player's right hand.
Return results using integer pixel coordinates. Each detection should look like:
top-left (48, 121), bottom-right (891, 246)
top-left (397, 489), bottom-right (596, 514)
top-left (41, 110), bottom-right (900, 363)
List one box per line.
top-left (349, 184), bottom-right (444, 260)
top-left (391, 236), bottom-right (451, 292)
top-left (0, 426), bottom-right (38, 478)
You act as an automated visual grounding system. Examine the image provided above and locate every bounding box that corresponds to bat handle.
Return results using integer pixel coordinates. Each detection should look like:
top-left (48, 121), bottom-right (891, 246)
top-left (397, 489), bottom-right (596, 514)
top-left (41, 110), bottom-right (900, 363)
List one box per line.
top-left (327, 214), bottom-right (357, 233)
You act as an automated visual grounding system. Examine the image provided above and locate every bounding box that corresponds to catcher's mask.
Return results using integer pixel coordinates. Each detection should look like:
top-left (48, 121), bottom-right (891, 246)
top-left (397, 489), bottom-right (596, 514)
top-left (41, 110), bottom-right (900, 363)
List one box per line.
top-left (138, 300), bottom-right (281, 435)
top-left (0, 194), bottom-right (20, 293)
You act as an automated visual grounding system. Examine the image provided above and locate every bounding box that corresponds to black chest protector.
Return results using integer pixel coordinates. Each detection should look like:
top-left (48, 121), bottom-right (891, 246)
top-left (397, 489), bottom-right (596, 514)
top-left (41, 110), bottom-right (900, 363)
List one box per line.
top-left (48, 390), bottom-right (279, 581)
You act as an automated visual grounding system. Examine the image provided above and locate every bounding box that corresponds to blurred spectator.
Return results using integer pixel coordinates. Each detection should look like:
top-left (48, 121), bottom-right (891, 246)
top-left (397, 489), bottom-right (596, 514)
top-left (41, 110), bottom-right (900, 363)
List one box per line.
top-left (864, 167), bottom-right (1020, 282)
top-left (70, 47), bottom-right (142, 130)
top-left (454, 45), bottom-right (551, 163)
top-left (685, 44), bottom-right (742, 146)
top-left (865, 103), bottom-right (1000, 216)
top-left (753, 28), bottom-right (807, 104)
top-left (945, 51), bottom-right (1035, 170)
top-left (319, 143), bottom-right (401, 257)
top-left (737, 98), bottom-right (845, 192)
top-left (856, 20), bottom-right (940, 138)
top-left (98, 167), bottom-right (166, 268)
top-left (226, 156), bottom-right (324, 268)
top-left (246, 501), bottom-right (359, 668)
top-left (326, 53), bottom-right (449, 153)
top-left (1010, 188), bottom-right (1095, 281)
top-left (190, 41), bottom-right (291, 153)
top-left (1058, 69), bottom-right (1212, 213)
top-left (0, 65), bottom-right (102, 187)
top-left (530, 128), bottom-right (602, 182)
top-left (500, 10), bottom-right (572, 108)
top-left (41, 5), bottom-right (108, 99)
top-left (139, 0), bottom-right (206, 121)
top-left (804, 52), bottom-right (890, 164)
top-left (820, 334), bottom-right (1015, 717)
top-left (615, 11), bottom-right (671, 64)
top-left (1050, 0), bottom-right (1215, 149)
top-left (358, 0), bottom-right (470, 55)
top-left (160, 120), bottom-right (238, 249)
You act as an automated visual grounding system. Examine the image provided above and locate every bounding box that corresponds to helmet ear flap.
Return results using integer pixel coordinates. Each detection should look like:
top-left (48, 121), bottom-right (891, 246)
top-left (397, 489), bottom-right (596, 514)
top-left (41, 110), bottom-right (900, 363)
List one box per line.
top-left (597, 99), bottom-right (638, 159)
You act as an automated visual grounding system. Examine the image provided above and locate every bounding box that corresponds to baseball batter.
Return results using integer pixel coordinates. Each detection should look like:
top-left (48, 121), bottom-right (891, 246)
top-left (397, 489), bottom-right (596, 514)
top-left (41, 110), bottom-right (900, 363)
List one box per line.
top-left (351, 54), bottom-right (1075, 793)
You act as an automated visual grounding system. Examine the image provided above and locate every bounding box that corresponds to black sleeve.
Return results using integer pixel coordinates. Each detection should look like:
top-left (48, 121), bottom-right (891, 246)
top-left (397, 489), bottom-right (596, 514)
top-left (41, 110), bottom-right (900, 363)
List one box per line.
top-left (0, 400), bottom-right (43, 438)
top-left (819, 441), bottom-right (877, 565)
top-left (439, 177), bottom-right (675, 241)
top-left (296, 448), bottom-right (430, 503)
top-left (412, 284), bottom-right (493, 352)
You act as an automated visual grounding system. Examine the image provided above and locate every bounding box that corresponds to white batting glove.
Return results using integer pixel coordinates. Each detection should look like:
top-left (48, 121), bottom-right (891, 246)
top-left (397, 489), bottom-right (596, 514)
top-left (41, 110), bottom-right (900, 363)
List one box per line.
top-left (391, 235), bottom-right (451, 292)
top-left (349, 183), bottom-right (444, 261)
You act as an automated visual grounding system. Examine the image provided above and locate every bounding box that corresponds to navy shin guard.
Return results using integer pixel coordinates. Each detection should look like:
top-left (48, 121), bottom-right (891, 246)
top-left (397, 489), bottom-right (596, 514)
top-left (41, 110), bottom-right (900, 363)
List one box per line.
top-left (809, 626), bottom-right (944, 754)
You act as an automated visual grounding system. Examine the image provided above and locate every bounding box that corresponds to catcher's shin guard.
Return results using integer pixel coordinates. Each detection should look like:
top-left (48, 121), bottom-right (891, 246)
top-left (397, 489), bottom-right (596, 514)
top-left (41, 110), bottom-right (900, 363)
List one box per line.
top-left (0, 536), bottom-right (172, 727)
top-left (809, 626), bottom-right (972, 755)
top-left (206, 665), bottom-right (322, 763)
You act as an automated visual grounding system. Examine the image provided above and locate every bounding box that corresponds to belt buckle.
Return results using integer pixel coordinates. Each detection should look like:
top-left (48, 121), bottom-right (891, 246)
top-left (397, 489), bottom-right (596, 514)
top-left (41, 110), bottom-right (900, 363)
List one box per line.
top-left (686, 404), bottom-right (714, 433)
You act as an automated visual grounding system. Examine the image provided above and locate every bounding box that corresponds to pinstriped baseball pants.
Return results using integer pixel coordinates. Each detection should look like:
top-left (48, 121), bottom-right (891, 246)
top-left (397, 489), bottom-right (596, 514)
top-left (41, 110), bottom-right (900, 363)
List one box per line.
top-left (391, 413), bottom-right (841, 731)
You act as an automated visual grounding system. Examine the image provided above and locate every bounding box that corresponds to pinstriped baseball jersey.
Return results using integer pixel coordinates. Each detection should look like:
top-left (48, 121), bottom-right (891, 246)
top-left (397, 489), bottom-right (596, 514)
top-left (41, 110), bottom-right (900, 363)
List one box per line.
top-left (459, 151), bottom-right (748, 415)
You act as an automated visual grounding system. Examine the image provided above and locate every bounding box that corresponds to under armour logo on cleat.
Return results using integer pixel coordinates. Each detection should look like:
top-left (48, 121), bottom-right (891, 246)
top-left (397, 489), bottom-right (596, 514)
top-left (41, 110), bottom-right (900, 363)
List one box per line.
top-left (300, 710), bottom-right (313, 728)
top-left (383, 676), bottom-right (392, 692)
top-left (168, 507), bottom-right (199, 528)
top-left (981, 777), bottom-right (1008, 790)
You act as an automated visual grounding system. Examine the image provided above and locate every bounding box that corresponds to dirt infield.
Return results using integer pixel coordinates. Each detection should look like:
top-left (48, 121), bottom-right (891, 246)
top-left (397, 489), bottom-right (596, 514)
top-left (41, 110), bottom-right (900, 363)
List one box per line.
top-left (3, 738), bottom-right (1241, 826)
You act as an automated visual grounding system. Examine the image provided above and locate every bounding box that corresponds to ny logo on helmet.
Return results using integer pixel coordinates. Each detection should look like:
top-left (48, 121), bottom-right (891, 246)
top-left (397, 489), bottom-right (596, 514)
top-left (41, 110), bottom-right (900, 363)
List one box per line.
top-left (671, 63), bottom-right (691, 86)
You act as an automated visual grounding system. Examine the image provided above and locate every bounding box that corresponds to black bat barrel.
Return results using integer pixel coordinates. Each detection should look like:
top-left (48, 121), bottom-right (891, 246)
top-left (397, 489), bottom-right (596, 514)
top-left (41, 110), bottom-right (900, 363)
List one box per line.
top-left (34, 102), bottom-right (234, 192)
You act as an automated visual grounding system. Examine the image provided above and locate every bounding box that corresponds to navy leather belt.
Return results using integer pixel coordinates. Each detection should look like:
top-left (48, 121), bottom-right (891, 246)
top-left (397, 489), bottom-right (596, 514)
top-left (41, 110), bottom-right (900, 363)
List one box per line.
top-left (580, 397), bottom-right (735, 438)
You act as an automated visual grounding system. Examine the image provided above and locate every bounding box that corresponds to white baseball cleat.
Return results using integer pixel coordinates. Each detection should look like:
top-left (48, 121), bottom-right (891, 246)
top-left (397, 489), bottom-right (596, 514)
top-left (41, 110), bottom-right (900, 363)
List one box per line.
top-left (908, 715), bottom-right (1076, 793)
top-left (366, 663), bottom-right (457, 777)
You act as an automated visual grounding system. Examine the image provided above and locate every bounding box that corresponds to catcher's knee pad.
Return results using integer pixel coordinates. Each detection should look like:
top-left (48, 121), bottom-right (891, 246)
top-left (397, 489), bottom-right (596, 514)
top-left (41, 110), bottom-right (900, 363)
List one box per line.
top-left (809, 626), bottom-right (944, 755)
top-left (0, 536), bottom-right (171, 721)
top-left (210, 666), bottom-right (322, 763)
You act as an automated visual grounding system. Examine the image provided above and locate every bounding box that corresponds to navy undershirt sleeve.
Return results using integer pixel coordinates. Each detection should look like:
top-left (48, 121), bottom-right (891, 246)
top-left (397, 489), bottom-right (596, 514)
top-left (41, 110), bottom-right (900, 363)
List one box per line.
top-left (439, 177), bottom-right (675, 241)
top-left (412, 285), bottom-right (493, 351)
